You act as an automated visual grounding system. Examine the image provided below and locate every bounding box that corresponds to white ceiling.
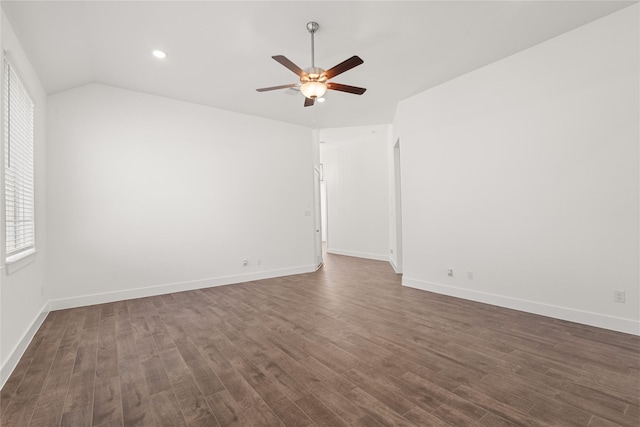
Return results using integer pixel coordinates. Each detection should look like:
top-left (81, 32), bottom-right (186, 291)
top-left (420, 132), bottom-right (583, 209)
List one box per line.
top-left (2, 1), bottom-right (634, 129)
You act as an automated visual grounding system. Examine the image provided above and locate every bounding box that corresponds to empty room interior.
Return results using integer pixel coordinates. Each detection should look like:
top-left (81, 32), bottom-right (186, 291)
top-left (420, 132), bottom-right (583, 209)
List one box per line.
top-left (0, 1), bottom-right (639, 426)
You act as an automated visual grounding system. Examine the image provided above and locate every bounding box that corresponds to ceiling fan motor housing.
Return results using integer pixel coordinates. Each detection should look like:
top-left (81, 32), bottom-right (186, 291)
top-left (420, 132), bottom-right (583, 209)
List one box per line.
top-left (302, 67), bottom-right (327, 83)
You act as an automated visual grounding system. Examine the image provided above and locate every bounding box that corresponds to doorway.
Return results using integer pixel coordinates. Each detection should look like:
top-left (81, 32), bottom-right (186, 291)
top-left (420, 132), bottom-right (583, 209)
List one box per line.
top-left (314, 166), bottom-right (323, 268)
top-left (393, 139), bottom-right (403, 273)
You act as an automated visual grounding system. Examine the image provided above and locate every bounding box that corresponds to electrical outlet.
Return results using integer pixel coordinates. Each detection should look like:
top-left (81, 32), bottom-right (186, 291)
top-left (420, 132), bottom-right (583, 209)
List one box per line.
top-left (447, 268), bottom-right (453, 277)
top-left (467, 271), bottom-right (474, 280)
top-left (257, 258), bottom-right (261, 265)
top-left (242, 259), bottom-right (248, 266)
top-left (614, 290), bottom-right (625, 303)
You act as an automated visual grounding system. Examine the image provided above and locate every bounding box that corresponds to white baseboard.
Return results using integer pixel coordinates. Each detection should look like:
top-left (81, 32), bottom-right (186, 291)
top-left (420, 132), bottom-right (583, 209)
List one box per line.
top-left (326, 248), bottom-right (389, 262)
top-left (389, 258), bottom-right (402, 274)
top-left (402, 277), bottom-right (640, 336)
top-left (49, 265), bottom-right (316, 311)
top-left (1, 301), bottom-right (50, 389)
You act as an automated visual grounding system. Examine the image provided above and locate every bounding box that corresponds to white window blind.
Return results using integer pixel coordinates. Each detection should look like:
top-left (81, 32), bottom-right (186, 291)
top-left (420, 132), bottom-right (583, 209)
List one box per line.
top-left (4, 58), bottom-right (35, 258)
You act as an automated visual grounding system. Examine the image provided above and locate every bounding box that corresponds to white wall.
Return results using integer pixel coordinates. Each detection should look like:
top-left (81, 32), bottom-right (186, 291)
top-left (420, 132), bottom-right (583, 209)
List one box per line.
top-left (47, 84), bottom-right (316, 307)
top-left (396, 5), bottom-right (639, 334)
top-left (320, 125), bottom-right (390, 261)
top-left (0, 13), bottom-right (49, 386)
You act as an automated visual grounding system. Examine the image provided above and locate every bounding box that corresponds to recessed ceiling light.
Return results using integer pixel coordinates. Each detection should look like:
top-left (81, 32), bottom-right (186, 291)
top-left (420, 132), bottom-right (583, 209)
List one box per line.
top-left (152, 50), bottom-right (167, 59)
top-left (317, 97), bottom-right (325, 103)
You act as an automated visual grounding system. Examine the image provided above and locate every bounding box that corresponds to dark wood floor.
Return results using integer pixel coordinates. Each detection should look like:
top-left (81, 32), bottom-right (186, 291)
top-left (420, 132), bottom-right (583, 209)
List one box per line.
top-left (1, 252), bottom-right (639, 427)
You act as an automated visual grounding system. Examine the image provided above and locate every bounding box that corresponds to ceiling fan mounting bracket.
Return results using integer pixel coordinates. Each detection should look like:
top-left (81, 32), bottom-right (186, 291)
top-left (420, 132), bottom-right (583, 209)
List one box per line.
top-left (306, 22), bottom-right (319, 34)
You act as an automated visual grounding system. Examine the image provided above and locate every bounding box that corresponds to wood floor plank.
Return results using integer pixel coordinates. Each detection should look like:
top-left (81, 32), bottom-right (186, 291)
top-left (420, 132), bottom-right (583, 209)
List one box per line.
top-left (430, 403), bottom-right (484, 427)
top-left (267, 396), bottom-right (314, 427)
top-left (148, 389), bottom-right (188, 427)
top-left (28, 390), bottom-right (67, 427)
top-left (526, 396), bottom-right (594, 426)
top-left (312, 381), bottom-right (367, 423)
top-left (554, 387), bottom-right (637, 426)
top-left (1, 251), bottom-right (638, 427)
top-left (13, 334), bottom-right (63, 399)
top-left (479, 411), bottom-right (521, 427)
top-left (145, 314), bottom-right (176, 352)
top-left (132, 320), bottom-right (159, 361)
top-left (297, 355), bottom-right (359, 396)
top-left (170, 378), bottom-right (220, 427)
top-left (118, 358), bottom-right (155, 427)
top-left (159, 344), bottom-right (219, 426)
top-left (95, 320), bottom-right (118, 380)
top-left (205, 389), bottom-right (248, 427)
top-left (342, 368), bottom-right (415, 415)
top-left (452, 384), bottom-right (547, 426)
top-left (215, 367), bottom-right (284, 426)
top-left (350, 415), bottom-right (386, 427)
top-left (254, 354), bottom-right (310, 402)
top-left (73, 327), bottom-right (99, 374)
top-left (171, 336), bottom-right (225, 397)
top-left (1, 354), bottom-right (36, 412)
top-left (92, 375), bottom-right (123, 426)
top-left (60, 409), bottom-right (93, 427)
top-left (61, 369), bottom-right (95, 426)
top-left (295, 393), bottom-right (350, 427)
top-left (342, 387), bottom-right (415, 427)
top-left (82, 306), bottom-right (101, 330)
top-left (140, 353), bottom-right (172, 396)
top-left (1, 394), bottom-right (39, 427)
top-left (402, 405), bottom-right (450, 427)
top-left (399, 370), bottom-right (486, 420)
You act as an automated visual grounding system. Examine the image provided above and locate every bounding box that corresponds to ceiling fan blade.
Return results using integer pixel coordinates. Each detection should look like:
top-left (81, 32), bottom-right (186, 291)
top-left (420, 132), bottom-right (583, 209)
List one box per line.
top-left (256, 83), bottom-right (299, 92)
top-left (322, 56), bottom-right (364, 80)
top-left (304, 97), bottom-right (315, 107)
top-left (326, 82), bottom-right (367, 95)
top-left (273, 55), bottom-right (306, 77)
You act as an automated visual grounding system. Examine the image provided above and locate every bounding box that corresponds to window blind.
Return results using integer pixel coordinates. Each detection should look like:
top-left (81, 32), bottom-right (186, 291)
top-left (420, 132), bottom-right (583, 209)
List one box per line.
top-left (4, 57), bottom-right (35, 258)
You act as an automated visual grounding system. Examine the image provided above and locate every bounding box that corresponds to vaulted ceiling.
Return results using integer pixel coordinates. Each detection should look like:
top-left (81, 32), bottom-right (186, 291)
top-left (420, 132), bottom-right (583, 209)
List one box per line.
top-left (2, 1), bottom-right (633, 128)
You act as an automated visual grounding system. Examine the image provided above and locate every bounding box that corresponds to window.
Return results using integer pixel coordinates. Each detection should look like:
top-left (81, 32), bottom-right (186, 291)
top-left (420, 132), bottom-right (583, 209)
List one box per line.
top-left (4, 58), bottom-right (35, 259)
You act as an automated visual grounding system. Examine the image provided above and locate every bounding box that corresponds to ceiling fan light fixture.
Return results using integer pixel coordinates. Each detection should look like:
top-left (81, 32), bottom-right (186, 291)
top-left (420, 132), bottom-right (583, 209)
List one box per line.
top-left (256, 21), bottom-right (365, 107)
top-left (300, 81), bottom-right (327, 99)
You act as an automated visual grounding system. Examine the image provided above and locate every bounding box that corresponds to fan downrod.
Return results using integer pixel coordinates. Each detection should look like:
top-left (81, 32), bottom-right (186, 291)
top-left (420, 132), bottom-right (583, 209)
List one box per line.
top-left (307, 22), bottom-right (319, 67)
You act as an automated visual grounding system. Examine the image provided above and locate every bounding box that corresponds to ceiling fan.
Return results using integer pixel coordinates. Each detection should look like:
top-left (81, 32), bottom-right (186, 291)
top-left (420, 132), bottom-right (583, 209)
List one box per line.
top-left (256, 22), bottom-right (366, 107)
